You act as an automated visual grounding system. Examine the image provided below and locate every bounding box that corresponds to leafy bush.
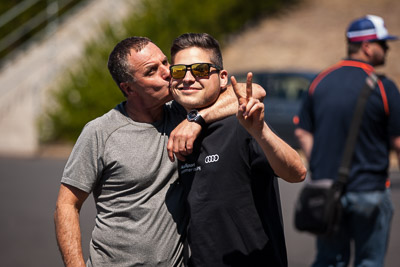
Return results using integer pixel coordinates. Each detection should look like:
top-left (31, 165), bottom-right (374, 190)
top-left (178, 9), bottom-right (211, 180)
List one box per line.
top-left (40, 0), bottom-right (299, 143)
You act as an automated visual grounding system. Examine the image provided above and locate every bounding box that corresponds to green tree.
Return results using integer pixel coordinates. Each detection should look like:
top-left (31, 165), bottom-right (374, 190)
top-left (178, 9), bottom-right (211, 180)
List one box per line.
top-left (40, 0), bottom-right (299, 143)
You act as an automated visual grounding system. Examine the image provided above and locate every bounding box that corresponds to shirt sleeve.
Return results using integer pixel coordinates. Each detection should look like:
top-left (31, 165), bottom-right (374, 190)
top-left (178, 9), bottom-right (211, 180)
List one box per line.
top-left (383, 78), bottom-right (400, 137)
top-left (166, 100), bottom-right (187, 121)
top-left (61, 120), bottom-right (103, 193)
top-left (297, 90), bottom-right (314, 133)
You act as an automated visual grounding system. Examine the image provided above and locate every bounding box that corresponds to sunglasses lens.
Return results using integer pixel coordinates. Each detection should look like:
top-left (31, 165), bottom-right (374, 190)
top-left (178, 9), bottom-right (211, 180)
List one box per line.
top-left (379, 41), bottom-right (388, 50)
top-left (171, 65), bottom-right (187, 79)
top-left (192, 63), bottom-right (209, 77)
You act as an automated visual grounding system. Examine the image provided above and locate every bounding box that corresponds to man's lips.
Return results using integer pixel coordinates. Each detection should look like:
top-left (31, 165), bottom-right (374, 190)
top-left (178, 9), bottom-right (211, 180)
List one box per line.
top-left (177, 87), bottom-right (201, 91)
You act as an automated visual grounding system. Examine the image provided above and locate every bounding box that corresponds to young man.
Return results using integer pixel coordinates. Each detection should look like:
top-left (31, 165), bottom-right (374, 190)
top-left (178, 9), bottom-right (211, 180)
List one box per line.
top-left (295, 15), bottom-right (400, 266)
top-left (169, 33), bottom-right (306, 267)
top-left (54, 36), bottom-right (265, 267)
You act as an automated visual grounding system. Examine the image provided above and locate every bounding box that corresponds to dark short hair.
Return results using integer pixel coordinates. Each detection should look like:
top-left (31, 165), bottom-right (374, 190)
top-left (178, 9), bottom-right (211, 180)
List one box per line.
top-left (347, 41), bottom-right (362, 56)
top-left (107, 36), bottom-right (152, 94)
top-left (170, 33), bottom-right (223, 68)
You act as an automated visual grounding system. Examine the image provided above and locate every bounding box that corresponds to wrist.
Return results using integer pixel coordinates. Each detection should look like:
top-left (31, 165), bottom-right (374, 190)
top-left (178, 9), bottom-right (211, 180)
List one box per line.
top-left (252, 122), bottom-right (271, 142)
top-left (187, 109), bottom-right (206, 128)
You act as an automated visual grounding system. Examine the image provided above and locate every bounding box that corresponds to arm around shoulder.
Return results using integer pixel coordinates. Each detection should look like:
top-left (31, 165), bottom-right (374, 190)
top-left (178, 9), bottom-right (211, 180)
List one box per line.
top-left (166, 80), bottom-right (266, 162)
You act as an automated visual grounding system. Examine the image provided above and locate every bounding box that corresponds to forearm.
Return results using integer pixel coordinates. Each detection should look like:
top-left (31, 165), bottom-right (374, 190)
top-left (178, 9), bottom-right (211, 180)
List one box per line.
top-left (294, 128), bottom-right (313, 162)
top-left (199, 86), bottom-right (236, 123)
top-left (254, 123), bottom-right (307, 183)
top-left (392, 136), bottom-right (400, 169)
top-left (55, 204), bottom-right (86, 267)
top-left (54, 184), bottom-right (88, 267)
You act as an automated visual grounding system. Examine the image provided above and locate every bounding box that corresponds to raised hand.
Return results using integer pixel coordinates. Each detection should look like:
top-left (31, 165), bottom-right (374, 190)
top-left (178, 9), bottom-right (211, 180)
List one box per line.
top-left (231, 72), bottom-right (265, 136)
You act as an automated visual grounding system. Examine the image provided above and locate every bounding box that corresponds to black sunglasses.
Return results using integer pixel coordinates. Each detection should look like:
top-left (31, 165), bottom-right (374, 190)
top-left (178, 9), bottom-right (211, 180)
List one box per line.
top-left (170, 63), bottom-right (221, 79)
top-left (370, 40), bottom-right (388, 50)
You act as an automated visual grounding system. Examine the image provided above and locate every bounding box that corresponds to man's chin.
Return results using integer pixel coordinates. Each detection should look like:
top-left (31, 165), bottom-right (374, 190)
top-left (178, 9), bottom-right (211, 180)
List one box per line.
top-left (174, 99), bottom-right (199, 110)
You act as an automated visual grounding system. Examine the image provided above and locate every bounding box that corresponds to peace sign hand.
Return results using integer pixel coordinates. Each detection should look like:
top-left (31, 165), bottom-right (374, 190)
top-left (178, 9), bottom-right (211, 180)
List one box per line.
top-left (231, 72), bottom-right (265, 136)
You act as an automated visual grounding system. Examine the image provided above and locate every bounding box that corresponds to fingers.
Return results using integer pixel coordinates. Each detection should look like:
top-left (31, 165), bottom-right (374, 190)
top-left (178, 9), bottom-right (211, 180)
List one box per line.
top-left (167, 120), bottom-right (201, 162)
top-left (246, 72), bottom-right (253, 99)
top-left (174, 152), bottom-right (187, 162)
top-left (231, 73), bottom-right (255, 107)
top-left (231, 72), bottom-right (253, 102)
top-left (246, 102), bottom-right (264, 118)
top-left (240, 98), bottom-right (264, 118)
top-left (167, 136), bottom-right (176, 162)
top-left (167, 134), bottom-right (194, 162)
top-left (230, 76), bottom-right (240, 98)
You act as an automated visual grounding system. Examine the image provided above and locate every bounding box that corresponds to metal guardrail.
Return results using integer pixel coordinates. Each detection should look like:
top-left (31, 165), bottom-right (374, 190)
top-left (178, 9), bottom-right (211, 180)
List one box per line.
top-left (0, 0), bottom-right (90, 125)
top-left (0, 0), bottom-right (83, 65)
top-left (0, 0), bottom-right (134, 154)
top-left (0, 0), bottom-right (41, 28)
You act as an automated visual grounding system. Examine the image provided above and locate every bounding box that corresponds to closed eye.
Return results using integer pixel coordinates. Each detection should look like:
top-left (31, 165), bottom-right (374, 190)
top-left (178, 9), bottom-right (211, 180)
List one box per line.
top-left (145, 66), bottom-right (158, 76)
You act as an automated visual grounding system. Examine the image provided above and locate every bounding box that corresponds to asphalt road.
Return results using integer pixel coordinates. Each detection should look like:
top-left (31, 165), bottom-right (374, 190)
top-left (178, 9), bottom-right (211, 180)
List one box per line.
top-left (0, 156), bottom-right (399, 267)
top-left (279, 171), bottom-right (400, 267)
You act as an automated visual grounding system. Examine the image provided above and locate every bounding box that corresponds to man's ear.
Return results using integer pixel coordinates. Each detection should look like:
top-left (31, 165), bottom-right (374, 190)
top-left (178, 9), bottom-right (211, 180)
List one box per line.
top-left (219, 69), bottom-right (228, 89)
top-left (361, 41), bottom-right (373, 58)
top-left (120, 82), bottom-right (135, 96)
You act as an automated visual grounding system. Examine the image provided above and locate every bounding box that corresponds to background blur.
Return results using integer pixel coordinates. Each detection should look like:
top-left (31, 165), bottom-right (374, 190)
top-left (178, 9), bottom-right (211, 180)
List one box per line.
top-left (0, 0), bottom-right (399, 266)
top-left (0, 0), bottom-right (399, 156)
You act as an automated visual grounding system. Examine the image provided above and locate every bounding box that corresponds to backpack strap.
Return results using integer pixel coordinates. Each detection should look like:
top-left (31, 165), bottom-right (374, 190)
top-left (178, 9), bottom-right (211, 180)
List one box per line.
top-left (336, 72), bottom-right (378, 185)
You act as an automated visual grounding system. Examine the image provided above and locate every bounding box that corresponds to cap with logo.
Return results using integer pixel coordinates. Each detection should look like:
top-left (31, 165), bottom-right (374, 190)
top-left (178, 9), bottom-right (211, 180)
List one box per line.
top-left (346, 15), bottom-right (398, 43)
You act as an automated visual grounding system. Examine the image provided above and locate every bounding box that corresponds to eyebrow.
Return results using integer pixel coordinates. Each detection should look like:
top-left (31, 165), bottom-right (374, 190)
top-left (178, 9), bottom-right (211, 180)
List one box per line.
top-left (143, 56), bottom-right (168, 71)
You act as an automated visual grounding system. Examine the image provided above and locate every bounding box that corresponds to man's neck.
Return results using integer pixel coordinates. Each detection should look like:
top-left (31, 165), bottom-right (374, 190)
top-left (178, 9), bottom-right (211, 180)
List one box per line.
top-left (349, 53), bottom-right (367, 62)
top-left (124, 102), bottom-right (164, 123)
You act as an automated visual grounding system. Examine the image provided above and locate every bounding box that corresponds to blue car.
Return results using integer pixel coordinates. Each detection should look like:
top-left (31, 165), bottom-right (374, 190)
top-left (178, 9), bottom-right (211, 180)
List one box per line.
top-left (231, 71), bottom-right (317, 149)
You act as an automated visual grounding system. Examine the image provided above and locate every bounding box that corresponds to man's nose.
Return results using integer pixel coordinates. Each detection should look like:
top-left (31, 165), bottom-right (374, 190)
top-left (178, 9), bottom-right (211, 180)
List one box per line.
top-left (183, 68), bottom-right (195, 82)
top-left (162, 64), bottom-right (170, 80)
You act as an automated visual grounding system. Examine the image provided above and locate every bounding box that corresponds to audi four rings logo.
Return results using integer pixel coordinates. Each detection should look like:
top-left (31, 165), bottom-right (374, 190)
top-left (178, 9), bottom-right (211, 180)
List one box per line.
top-left (205, 154), bottom-right (219, 163)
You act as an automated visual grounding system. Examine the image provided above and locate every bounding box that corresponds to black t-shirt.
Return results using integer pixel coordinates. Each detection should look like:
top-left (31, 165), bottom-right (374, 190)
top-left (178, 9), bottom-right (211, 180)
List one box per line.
top-left (179, 115), bottom-right (287, 267)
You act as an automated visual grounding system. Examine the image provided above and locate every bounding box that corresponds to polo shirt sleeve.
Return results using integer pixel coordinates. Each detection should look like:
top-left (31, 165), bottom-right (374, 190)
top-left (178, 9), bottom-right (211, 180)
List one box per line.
top-left (297, 90), bottom-right (314, 133)
top-left (384, 78), bottom-right (400, 136)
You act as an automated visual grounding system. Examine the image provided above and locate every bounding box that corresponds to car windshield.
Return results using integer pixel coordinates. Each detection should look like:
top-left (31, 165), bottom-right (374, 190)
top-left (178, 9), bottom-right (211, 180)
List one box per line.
top-left (265, 75), bottom-right (310, 100)
top-left (231, 71), bottom-right (317, 148)
top-left (233, 72), bottom-right (314, 101)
